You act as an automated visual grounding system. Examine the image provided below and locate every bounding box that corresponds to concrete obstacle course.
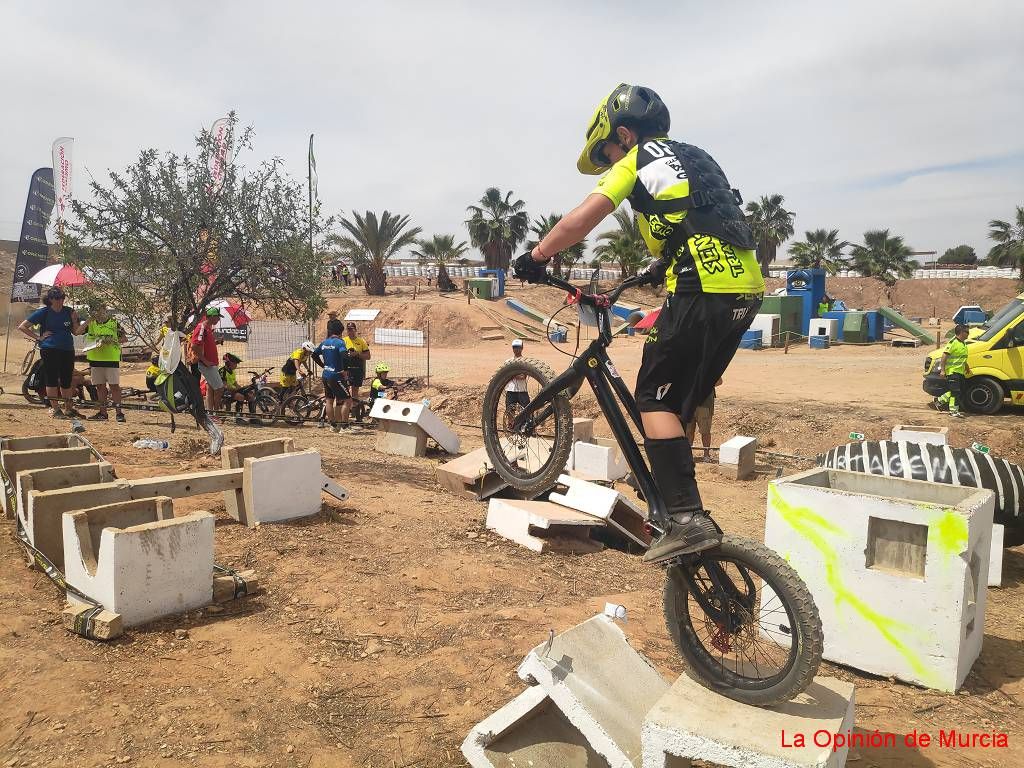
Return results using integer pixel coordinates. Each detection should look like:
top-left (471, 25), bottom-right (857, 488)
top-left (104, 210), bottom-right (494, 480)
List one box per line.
top-left (718, 435), bottom-right (757, 480)
top-left (371, 398), bottom-right (460, 458)
top-left (642, 674), bottom-right (855, 768)
top-left (571, 437), bottom-right (629, 482)
top-left (1, 435), bottom-right (97, 518)
top-left (808, 317), bottom-right (838, 340)
top-left (766, 467), bottom-right (993, 691)
top-left (890, 425), bottom-right (948, 446)
top-left (549, 474), bottom-right (651, 548)
top-left (436, 446), bottom-right (509, 500)
top-left (62, 496), bottom-right (215, 627)
top-left (485, 498), bottom-right (604, 553)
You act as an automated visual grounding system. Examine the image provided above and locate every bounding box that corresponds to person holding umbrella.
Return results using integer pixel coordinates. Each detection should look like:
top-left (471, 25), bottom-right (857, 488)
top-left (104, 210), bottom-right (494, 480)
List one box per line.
top-left (17, 287), bottom-right (87, 419)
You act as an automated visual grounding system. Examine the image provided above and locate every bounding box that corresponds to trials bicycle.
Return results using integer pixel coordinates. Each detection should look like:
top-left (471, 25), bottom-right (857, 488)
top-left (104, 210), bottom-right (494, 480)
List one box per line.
top-left (482, 272), bottom-right (823, 706)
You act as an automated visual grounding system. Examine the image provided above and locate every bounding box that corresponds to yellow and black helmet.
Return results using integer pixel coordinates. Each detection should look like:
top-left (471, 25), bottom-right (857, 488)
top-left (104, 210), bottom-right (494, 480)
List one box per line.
top-left (577, 84), bottom-right (671, 175)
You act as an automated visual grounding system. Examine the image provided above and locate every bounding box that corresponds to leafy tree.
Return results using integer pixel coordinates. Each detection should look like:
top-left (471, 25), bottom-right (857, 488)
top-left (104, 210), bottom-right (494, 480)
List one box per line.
top-left (594, 209), bottom-right (649, 278)
top-left (849, 229), bottom-right (919, 294)
top-left (330, 211), bottom-right (421, 296)
top-left (937, 244), bottom-right (977, 265)
top-left (412, 233), bottom-right (467, 292)
top-left (745, 194), bottom-right (795, 276)
top-left (986, 206), bottom-right (1024, 279)
top-left (465, 187), bottom-right (529, 271)
top-left (525, 213), bottom-right (587, 278)
top-left (787, 228), bottom-right (849, 274)
top-left (66, 114), bottom-right (328, 343)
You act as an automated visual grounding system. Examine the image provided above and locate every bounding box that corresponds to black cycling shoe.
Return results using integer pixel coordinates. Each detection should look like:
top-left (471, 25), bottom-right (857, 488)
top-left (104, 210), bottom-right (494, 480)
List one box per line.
top-left (643, 511), bottom-right (721, 563)
top-left (88, 411), bottom-right (109, 421)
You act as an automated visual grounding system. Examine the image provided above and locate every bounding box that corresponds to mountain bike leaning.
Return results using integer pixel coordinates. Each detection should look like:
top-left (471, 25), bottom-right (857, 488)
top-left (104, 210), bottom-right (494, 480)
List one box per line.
top-left (482, 269), bottom-right (823, 706)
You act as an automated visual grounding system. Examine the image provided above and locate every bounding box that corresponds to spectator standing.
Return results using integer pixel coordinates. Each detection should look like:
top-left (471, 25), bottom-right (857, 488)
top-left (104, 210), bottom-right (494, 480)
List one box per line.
top-left (85, 302), bottom-right (127, 422)
top-left (312, 318), bottom-right (350, 431)
top-left (339, 321), bottom-right (371, 428)
top-left (191, 307), bottom-right (224, 413)
top-left (341, 264), bottom-right (351, 286)
top-left (505, 339), bottom-right (529, 409)
top-left (931, 324), bottom-right (971, 418)
top-left (331, 265), bottom-right (338, 284)
top-left (684, 377), bottom-right (721, 462)
top-left (17, 287), bottom-right (86, 419)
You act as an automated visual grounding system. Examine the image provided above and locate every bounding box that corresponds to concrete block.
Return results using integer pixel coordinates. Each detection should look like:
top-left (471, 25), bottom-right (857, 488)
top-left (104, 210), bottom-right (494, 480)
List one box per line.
top-left (518, 614), bottom-right (670, 767)
top-left (642, 674), bottom-right (855, 768)
top-left (749, 314), bottom-right (781, 346)
top-left (62, 602), bottom-right (123, 641)
top-left (212, 569), bottom-right (258, 602)
top-left (808, 318), bottom-right (838, 340)
top-left (719, 435), bottom-right (756, 481)
top-left (16, 462), bottom-right (116, 568)
top-left (376, 420), bottom-right (429, 457)
top-left (462, 686), bottom-right (606, 767)
top-left (222, 438), bottom-right (295, 522)
top-left (1, 433), bottom-right (83, 452)
top-left (486, 498), bottom-right (604, 554)
top-left (891, 424), bottom-right (948, 446)
top-left (436, 446), bottom-right (509, 500)
top-left (242, 450), bottom-right (323, 527)
top-left (62, 497), bottom-right (215, 627)
top-left (549, 474), bottom-right (651, 547)
top-left (1, 446), bottom-right (95, 518)
top-left (370, 398), bottom-right (460, 454)
top-left (765, 468), bottom-right (994, 691)
top-left (990, 524), bottom-right (1003, 587)
top-left (574, 438), bottom-right (628, 482)
top-left (572, 418), bottom-right (595, 443)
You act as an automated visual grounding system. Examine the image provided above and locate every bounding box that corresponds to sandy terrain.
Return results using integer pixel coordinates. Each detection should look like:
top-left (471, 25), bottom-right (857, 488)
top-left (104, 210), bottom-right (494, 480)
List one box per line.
top-left (0, 284), bottom-right (1022, 768)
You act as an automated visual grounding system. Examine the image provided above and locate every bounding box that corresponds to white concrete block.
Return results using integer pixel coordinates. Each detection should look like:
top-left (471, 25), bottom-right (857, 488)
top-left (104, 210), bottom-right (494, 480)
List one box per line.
top-left (436, 446), bottom-right (509, 500)
top-left (375, 420), bottom-right (429, 457)
top-left (808, 318), bottom-right (838, 340)
top-left (518, 614), bottom-right (670, 767)
top-left (719, 435), bottom-right (757, 466)
top-left (369, 398), bottom-right (460, 454)
top-left (62, 498), bottom-right (214, 627)
top-left (891, 424), bottom-right (948, 446)
top-left (574, 438), bottom-right (628, 482)
top-left (572, 417), bottom-right (595, 443)
top-left (243, 450), bottom-right (323, 527)
top-left (549, 474), bottom-right (651, 547)
top-left (765, 468), bottom-right (994, 691)
top-left (749, 314), bottom-right (781, 346)
top-left (642, 674), bottom-right (855, 768)
top-left (485, 498), bottom-right (604, 553)
top-left (1, 446), bottom-right (95, 518)
top-left (461, 686), bottom-right (606, 767)
top-left (990, 523), bottom-right (1003, 587)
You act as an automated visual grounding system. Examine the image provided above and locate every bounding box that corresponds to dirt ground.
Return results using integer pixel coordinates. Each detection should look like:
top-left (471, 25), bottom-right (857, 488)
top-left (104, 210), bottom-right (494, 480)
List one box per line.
top-left (1, 287), bottom-right (1022, 768)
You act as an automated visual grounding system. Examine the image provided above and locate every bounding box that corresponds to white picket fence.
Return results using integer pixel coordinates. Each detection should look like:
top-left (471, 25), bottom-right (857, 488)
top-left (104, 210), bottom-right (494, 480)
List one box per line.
top-left (767, 266), bottom-right (1017, 280)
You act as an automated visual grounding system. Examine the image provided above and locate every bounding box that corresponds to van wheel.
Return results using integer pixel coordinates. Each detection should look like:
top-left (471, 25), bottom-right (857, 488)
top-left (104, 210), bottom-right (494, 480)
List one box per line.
top-left (964, 377), bottom-right (1003, 415)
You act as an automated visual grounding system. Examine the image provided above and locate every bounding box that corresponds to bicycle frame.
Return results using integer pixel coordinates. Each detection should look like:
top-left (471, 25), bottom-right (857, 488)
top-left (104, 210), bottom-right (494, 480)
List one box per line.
top-left (510, 278), bottom-right (669, 529)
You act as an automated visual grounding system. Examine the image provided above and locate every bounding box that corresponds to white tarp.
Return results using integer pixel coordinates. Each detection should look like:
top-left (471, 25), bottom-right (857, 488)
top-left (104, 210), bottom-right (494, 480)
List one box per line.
top-left (344, 309), bottom-right (381, 322)
top-left (375, 328), bottom-right (424, 347)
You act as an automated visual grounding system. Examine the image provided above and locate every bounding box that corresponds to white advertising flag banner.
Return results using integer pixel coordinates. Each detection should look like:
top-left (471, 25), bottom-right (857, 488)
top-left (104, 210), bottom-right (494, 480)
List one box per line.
top-left (207, 117), bottom-right (230, 195)
top-left (51, 137), bottom-right (74, 222)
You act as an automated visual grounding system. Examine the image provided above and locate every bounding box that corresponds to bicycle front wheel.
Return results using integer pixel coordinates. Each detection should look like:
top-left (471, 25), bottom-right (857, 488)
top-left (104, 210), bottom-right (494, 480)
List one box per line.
top-left (663, 535), bottom-right (823, 707)
top-left (281, 394), bottom-right (318, 426)
top-left (482, 358), bottom-right (574, 497)
top-left (253, 393), bottom-right (279, 426)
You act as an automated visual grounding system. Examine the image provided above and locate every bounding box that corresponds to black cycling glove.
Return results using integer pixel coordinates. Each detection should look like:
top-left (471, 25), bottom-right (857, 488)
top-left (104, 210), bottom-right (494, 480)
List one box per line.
top-left (635, 258), bottom-right (669, 287)
top-left (513, 252), bottom-right (548, 284)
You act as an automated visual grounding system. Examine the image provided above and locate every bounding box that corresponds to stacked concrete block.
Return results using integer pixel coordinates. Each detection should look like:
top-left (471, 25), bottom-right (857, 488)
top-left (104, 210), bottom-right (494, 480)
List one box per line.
top-left (642, 675), bottom-right (855, 768)
top-left (1, 439), bottom-right (95, 518)
top-left (572, 417), bottom-right (595, 443)
top-left (765, 468), bottom-right (994, 691)
top-left (718, 435), bottom-right (756, 480)
top-left (436, 446), bottom-right (509, 500)
top-left (243, 449), bottom-right (326, 527)
top-left (62, 497), bottom-right (214, 627)
top-left (891, 424), bottom-right (948, 446)
top-left (486, 498), bottom-right (604, 553)
top-left (370, 398), bottom-right (460, 457)
top-left (549, 474), bottom-right (651, 548)
top-left (15, 462), bottom-right (116, 564)
top-left (808, 318), bottom-right (838, 340)
top-left (573, 437), bottom-right (629, 482)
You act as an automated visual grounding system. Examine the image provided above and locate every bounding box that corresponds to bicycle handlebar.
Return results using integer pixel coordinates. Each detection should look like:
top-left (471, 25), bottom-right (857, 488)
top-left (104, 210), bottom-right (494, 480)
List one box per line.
top-left (541, 272), bottom-right (643, 308)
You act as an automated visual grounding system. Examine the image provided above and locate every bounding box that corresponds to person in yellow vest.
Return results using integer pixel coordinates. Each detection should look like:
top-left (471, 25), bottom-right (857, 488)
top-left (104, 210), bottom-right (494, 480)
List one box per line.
top-left (85, 302), bottom-right (127, 422)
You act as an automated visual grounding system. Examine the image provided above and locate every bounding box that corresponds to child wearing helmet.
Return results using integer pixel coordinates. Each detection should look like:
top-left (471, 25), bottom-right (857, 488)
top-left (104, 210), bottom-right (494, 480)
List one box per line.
top-left (280, 340), bottom-right (315, 392)
top-left (200, 352), bottom-right (257, 425)
top-left (370, 362), bottom-right (395, 400)
top-left (514, 84), bottom-right (765, 563)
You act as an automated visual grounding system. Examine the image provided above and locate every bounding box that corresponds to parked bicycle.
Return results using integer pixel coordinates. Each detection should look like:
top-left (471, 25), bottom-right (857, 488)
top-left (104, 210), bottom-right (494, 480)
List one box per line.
top-left (482, 272), bottom-right (823, 706)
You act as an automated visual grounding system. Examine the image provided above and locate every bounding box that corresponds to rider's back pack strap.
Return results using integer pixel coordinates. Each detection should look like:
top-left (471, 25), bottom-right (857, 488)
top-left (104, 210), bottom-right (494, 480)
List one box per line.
top-left (638, 188), bottom-right (744, 217)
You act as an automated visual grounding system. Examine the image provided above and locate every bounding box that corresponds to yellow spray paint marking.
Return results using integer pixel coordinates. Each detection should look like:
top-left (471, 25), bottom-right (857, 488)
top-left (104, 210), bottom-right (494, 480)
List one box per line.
top-left (929, 508), bottom-right (968, 556)
top-left (768, 485), bottom-right (937, 685)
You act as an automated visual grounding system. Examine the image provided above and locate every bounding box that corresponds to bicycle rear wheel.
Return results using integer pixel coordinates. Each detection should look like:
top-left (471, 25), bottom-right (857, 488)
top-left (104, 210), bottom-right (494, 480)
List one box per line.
top-left (663, 535), bottom-right (823, 707)
top-left (252, 393), bottom-right (279, 426)
top-left (482, 358), bottom-right (574, 497)
top-left (281, 394), bottom-right (318, 426)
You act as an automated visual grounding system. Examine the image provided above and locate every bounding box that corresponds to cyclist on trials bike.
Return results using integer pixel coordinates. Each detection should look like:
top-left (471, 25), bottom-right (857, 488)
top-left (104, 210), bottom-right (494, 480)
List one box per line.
top-left (514, 83), bottom-right (764, 564)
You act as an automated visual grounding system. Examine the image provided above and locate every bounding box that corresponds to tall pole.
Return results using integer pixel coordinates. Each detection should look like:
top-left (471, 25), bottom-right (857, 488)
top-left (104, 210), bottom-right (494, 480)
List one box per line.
top-left (308, 134), bottom-right (314, 259)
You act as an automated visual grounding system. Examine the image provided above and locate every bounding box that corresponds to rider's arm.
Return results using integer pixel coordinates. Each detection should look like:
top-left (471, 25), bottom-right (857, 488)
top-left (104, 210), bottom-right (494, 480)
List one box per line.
top-left (530, 194), bottom-right (614, 263)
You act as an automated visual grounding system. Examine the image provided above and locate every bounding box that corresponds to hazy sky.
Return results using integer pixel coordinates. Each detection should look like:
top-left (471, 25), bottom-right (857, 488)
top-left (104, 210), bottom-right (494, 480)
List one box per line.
top-left (2, 1), bottom-right (1022, 261)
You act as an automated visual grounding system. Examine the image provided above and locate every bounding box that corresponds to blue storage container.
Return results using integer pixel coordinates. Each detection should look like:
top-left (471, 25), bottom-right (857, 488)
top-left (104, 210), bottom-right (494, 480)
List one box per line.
top-left (739, 329), bottom-right (763, 349)
top-left (809, 335), bottom-right (831, 349)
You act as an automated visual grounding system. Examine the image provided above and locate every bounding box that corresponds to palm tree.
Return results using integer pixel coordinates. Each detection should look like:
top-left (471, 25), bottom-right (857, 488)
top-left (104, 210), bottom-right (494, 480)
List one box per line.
top-left (787, 228), bottom-right (849, 274)
top-left (745, 194), bottom-right (795, 276)
top-left (525, 213), bottom-right (587, 278)
top-left (986, 205), bottom-right (1024, 280)
top-left (849, 229), bottom-right (919, 301)
top-left (594, 209), bottom-right (649, 278)
top-left (330, 211), bottom-right (422, 296)
top-left (465, 187), bottom-right (529, 271)
top-left (412, 234), bottom-right (467, 292)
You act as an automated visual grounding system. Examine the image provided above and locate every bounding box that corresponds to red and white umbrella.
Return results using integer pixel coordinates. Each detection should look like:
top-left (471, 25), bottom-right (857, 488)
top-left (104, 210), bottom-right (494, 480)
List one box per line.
top-left (209, 300), bottom-right (251, 330)
top-left (27, 263), bottom-right (90, 287)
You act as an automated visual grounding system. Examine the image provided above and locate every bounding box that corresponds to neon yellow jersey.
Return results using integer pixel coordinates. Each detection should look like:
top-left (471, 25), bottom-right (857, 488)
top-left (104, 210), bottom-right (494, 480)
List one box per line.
top-left (592, 141), bottom-right (765, 295)
top-left (85, 318), bottom-right (121, 363)
top-left (943, 338), bottom-right (969, 375)
top-left (290, 348), bottom-right (310, 364)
